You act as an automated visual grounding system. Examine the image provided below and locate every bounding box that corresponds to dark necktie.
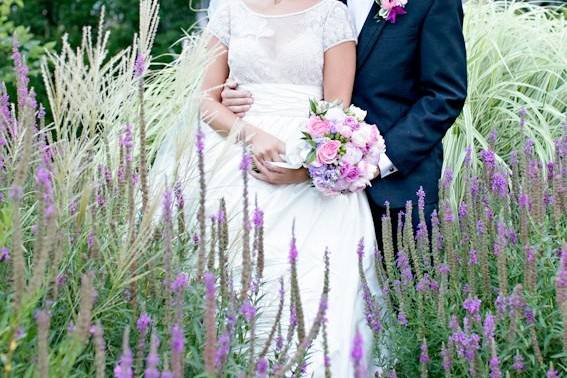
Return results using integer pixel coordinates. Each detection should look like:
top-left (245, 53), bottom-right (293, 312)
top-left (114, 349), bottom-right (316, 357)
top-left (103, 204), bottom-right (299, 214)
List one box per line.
top-left (339, 0), bottom-right (347, 4)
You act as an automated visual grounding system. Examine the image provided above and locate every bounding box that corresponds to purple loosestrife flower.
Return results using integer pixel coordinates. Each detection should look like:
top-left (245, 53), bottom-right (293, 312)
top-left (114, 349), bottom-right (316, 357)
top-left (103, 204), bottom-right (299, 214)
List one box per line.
top-left (491, 172), bottom-right (508, 198)
top-left (518, 107), bottom-right (527, 127)
top-left (114, 331), bottom-right (133, 378)
top-left (12, 38), bottom-right (31, 111)
top-left (398, 311), bottom-right (408, 327)
top-left (256, 357), bottom-right (268, 378)
top-left (419, 338), bottom-right (430, 364)
top-left (240, 300), bottom-right (256, 323)
top-left (417, 186), bottom-right (426, 211)
top-left (524, 139), bottom-right (535, 156)
top-left (463, 297), bottom-right (482, 321)
top-left (396, 249), bottom-right (413, 286)
top-left (144, 333), bottom-right (160, 378)
top-left (0, 247), bottom-right (9, 262)
top-left (480, 149), bottom-right (496, 170)
top-left (483, 312), bottom-right (496, 340)
top-left (458, 202), bottom-right (469, 219)
top-left (136, 313), bottom-right (151, 334)
top-left (253, 206), bottom-right (264, 228)
top-left (512, 354), bottom-right (525, 373)
top-left (351, 328), bottom-right (365, 378)
top-left (170, 272), bottom-right (189, 293)
top-left (547, 366), bottom-right (559, 378)
top-left (203, 272), bottom-right (217, 374)
top-left (442, 169), bottom-right (454, 189)
top-left (119, 124), bottom-right (134, 161)
top-left (556, 247), bottom-right (567, 304)
top-left (240, 150), bottom-right (252, 172)
top-left (215, 332), bottom-right (230, 368)
top-left (170, 323), bottom-right (184, 362)
top-left (441, 342), bottom-right (453, 372)
top-left (464, 146), bottom-right (473, 166)
top-left (489, 340), bottom-right (502, 378)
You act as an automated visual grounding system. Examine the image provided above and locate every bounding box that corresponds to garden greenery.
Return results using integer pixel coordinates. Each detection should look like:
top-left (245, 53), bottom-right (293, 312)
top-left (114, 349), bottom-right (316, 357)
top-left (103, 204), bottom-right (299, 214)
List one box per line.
top-left (0, 0), bottom-right (565, 377)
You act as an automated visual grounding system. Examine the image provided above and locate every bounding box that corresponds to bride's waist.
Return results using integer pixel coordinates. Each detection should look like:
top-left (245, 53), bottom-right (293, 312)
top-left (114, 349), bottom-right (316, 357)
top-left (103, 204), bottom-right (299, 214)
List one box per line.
top-left (240, 84), bottom-right (322, 118)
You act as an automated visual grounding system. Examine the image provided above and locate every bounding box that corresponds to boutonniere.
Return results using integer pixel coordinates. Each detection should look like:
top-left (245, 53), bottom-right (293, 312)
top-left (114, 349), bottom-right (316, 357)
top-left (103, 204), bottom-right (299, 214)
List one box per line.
top-left (376, 0), bottom-right (408, 24)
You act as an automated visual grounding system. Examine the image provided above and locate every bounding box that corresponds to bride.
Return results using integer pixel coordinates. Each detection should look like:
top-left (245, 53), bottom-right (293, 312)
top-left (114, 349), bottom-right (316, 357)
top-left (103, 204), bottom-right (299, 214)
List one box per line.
top-left (158, 0), bottom-right (381, 375)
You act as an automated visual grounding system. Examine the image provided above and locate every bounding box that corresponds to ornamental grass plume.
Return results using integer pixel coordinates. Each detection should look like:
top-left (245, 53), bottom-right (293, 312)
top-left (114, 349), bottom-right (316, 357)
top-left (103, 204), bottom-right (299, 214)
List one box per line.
top-left (203, 272), bottom-right (217, 375)
top-left (135, 51), bottom-right (150, 216)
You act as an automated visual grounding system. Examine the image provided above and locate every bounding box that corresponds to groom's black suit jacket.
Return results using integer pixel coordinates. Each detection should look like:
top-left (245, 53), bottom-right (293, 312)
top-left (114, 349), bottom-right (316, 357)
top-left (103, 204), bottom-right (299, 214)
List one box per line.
top-left (346, 0), bottom-right (467, 209)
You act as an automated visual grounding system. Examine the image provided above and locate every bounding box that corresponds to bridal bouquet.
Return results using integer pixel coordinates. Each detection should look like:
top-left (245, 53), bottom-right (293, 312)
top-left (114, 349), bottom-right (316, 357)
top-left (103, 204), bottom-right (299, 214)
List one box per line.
top-left (286, 100), bottom-right (386, 196)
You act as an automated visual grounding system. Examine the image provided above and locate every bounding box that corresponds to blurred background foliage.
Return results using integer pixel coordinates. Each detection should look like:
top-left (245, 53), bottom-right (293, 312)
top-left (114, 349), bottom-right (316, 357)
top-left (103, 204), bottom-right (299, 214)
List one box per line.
top-left (1, 0), bottom-right (203, 115)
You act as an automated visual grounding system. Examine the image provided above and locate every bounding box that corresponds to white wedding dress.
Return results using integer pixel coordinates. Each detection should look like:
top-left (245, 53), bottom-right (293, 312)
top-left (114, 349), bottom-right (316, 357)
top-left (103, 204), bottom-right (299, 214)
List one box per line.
top-left (154, 0), bottom-right (381, 375)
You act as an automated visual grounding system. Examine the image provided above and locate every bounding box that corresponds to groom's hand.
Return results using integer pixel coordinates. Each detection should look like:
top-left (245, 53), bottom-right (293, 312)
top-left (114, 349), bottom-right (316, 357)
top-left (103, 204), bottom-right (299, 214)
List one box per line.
top-left (221, 79), bottom-right (253, 118)
top-left (251, 157), bottom-right (309, 185)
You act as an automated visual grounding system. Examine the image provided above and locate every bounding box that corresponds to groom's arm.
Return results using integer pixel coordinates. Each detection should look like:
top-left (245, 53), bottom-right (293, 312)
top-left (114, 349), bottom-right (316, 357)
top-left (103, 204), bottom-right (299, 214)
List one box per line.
top-left (382, 0), bottom-right (467, 177)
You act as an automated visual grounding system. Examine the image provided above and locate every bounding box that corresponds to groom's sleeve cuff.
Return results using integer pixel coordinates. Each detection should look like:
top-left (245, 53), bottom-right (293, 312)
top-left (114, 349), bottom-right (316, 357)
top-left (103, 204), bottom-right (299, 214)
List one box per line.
top-left (378, 153), bottom-right (398, 178)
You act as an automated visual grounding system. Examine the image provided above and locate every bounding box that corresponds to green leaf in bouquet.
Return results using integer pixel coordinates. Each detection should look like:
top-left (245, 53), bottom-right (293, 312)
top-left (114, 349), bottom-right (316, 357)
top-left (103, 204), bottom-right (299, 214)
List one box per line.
top-left (306, 150), bottom-right (317, 165)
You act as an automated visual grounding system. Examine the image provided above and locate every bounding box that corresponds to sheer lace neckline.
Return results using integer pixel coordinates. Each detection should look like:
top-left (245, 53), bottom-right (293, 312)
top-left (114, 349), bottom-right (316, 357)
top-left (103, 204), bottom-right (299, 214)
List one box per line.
top-left (238, 0), bottom-right (328, 18)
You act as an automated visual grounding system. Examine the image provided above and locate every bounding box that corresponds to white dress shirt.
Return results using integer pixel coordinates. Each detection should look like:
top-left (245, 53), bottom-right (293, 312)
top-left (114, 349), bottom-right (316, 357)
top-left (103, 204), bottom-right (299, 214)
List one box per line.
top-left (348, 0), bottom-right (398, 178)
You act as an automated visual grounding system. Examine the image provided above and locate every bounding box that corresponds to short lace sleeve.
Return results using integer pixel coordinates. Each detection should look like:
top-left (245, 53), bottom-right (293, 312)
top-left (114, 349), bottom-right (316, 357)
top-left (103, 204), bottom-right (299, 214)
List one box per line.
top-left (206, 2), bottom-right (231, 46)
top-left (323, 2), bottom-right (357, 51)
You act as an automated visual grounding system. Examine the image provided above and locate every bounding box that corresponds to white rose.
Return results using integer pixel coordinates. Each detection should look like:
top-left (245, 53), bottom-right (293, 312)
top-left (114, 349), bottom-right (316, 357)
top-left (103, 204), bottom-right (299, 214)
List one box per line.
top-left (325, 106), bottom-right (347, 124)
top-left (348, 105), bottom-right (368, 122)
top-left (351, 126), bottom-right (372, 148)
top-left (285, 139), bottom-right (311, 169)
top-left (343, 145), bottom-right (363, 165)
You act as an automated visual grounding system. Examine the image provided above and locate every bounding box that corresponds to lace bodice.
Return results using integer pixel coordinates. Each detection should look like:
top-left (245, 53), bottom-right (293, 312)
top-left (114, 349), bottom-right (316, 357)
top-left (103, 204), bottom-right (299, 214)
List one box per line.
top-left (206, 0), bottom-right (356, 87)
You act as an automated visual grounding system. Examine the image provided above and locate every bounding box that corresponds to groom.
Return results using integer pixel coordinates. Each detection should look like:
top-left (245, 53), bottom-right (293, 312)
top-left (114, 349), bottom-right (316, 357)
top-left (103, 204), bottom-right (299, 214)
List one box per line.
top-left (220, 0), bottom-right (467, 244)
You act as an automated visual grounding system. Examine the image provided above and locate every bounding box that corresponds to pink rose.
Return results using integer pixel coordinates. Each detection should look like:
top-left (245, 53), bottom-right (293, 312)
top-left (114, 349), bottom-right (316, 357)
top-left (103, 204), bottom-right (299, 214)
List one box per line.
top-left (316, 140), bottom-right (341, 164)
top-left (307, 118), bottom-right (331, 138)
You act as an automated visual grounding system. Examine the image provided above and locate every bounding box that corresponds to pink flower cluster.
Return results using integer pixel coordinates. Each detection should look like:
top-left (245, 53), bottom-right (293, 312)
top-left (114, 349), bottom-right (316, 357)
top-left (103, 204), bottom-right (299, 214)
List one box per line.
top-left (301, 101), bottom-right (385, 196)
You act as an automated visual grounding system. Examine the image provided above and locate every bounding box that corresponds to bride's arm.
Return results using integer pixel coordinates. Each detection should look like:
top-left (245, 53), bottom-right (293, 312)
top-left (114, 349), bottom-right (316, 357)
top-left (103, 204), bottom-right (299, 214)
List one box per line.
top-left (323, 41), bottom-right (356, 106)
top-left (200, 37), bottom-right (285, 163)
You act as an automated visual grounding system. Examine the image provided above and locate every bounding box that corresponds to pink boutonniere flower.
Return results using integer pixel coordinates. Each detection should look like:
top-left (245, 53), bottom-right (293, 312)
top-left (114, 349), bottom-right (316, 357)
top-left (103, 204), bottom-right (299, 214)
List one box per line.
top-left (377, 0), bottom-right (408, 24)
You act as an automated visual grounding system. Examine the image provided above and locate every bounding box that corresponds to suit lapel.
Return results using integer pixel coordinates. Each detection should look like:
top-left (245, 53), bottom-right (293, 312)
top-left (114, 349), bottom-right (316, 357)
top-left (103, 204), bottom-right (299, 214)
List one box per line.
top-left (357, 2), bottom-right (387, 69)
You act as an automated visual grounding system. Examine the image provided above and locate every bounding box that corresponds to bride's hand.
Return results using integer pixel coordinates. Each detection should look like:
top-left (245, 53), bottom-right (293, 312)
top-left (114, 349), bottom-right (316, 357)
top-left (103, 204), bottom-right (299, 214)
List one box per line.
top-left (248, 127), bottom-right (285, 163)
top-left (251, 156), bottom-right (309, 185)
